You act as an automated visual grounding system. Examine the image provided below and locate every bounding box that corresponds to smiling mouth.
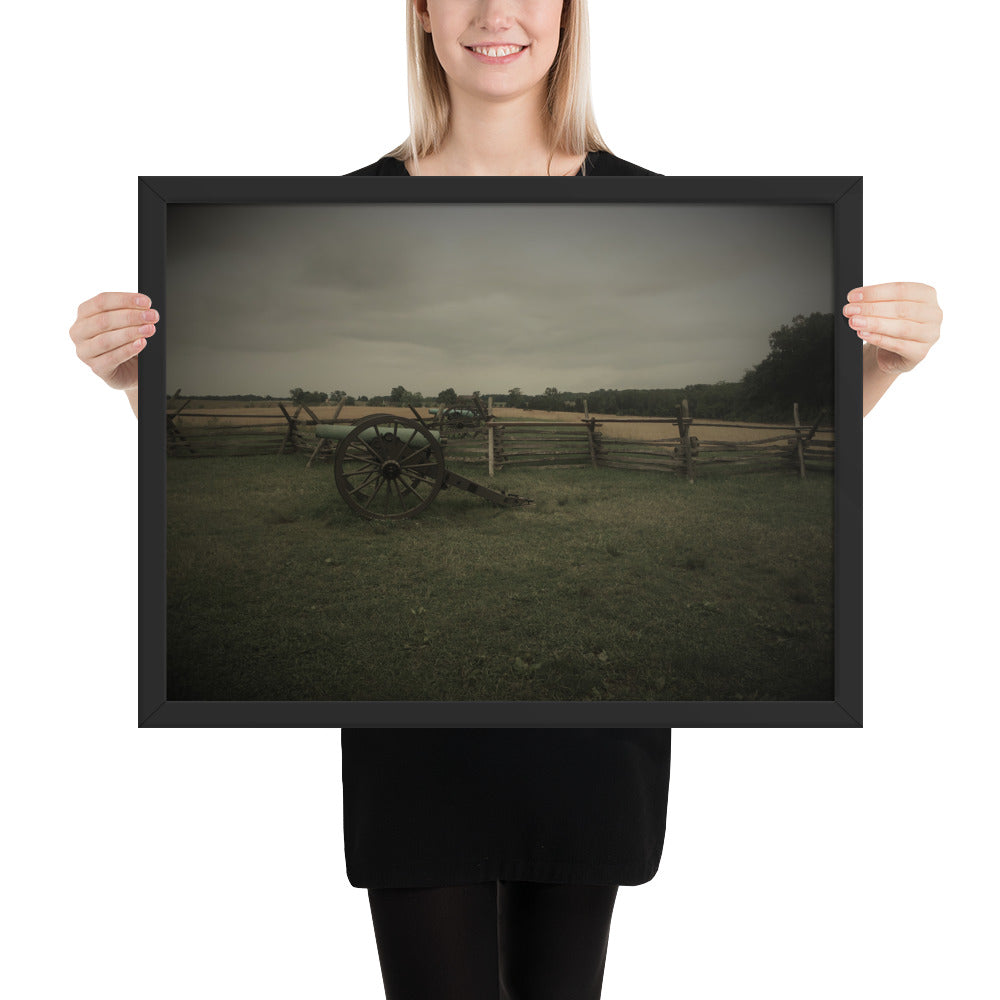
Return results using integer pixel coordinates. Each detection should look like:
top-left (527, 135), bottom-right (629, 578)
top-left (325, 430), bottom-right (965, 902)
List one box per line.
top-left (465, 44), bottom-right (527, 57)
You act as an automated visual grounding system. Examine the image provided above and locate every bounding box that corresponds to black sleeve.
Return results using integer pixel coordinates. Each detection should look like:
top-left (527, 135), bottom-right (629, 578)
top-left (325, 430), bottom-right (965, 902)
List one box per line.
top-left (345, 157), bottom-right (408, 176)
top-left (583, 151), bottom-right (662, 176)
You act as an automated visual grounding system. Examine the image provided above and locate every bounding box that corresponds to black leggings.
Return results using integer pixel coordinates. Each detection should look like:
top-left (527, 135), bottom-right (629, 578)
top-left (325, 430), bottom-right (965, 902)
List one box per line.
top-left (367, 880), bottom-right (619, 1000)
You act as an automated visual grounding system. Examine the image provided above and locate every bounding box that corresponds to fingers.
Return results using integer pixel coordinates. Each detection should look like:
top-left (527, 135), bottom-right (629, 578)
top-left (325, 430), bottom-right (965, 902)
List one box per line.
top-left (72, 311), bottom-right (158, 362)
top-left (842, 282), bottom-right (942, 376)
top-left (70, 292), bottom-right (158, 391)
top-left (846, 281), bottom-right (938, 305)
top-left (71, 304), bottom-right (158, 361)
top-left (77, 291), bottom-right (151, 320)
top-left (847, 312), bottom-right (934, 349)
top-left (853, 328), bottom-right (929, 366)
top-left (843, 298), bottom-right (941, 324)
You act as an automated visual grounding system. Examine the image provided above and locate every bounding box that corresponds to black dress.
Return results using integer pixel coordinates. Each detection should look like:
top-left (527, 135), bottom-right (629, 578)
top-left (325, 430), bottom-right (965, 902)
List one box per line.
top-left (341, 149), bottom-right (671, 890)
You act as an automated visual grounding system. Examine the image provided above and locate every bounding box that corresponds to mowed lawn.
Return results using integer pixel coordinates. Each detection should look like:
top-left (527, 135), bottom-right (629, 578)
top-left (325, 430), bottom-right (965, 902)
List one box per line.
top-left (166, 455), bottom-right (835, 702)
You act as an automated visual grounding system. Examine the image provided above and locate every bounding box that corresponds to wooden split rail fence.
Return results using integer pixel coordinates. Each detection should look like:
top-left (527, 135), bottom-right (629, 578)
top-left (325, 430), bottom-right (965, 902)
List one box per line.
top-left (470, 401), bottom-right (832, 480)
top-left (167, 398), bottom-right (330, 458)
top-left (167, 398), bottom-right (832, 479)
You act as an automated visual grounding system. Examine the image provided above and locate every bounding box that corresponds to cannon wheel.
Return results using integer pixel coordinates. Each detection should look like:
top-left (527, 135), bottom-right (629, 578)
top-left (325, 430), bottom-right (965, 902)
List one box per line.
top-left (334, 414), bottom-right (446, 520)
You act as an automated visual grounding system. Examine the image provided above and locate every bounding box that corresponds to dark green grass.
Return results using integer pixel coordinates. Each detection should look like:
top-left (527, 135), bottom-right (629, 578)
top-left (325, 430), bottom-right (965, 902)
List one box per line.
top-left (167, 456), bottom-right (834, 702)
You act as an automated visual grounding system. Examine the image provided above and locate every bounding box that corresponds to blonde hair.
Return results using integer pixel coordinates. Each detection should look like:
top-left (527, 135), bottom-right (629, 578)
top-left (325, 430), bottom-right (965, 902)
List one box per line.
top-left (386, 0), bottom-right (611, 174)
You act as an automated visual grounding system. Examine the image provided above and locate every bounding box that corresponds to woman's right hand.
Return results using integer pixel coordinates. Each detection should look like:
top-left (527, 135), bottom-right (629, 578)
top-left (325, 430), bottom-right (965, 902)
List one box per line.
top-left (70, 292), bottom-right (158, 392)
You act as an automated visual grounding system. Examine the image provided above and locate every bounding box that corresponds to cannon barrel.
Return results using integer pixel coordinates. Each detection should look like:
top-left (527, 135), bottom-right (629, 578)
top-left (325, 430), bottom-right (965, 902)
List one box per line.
top-left (428, 408), bottom-right (480, 418)
top-left (316, 422), bottom-right (441, 450)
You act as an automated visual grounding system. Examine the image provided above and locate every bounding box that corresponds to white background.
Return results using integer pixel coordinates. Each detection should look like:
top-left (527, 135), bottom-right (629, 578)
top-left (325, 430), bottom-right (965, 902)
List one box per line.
top-left (4, 2), bottom-right (997, 997)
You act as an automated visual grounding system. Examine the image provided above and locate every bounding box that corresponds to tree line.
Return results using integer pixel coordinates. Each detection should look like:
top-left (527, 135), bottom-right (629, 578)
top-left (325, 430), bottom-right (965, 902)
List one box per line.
top-left (509, 312), bottom-right (835, 423)
top-left (195, 311), bottom-right (834, 424)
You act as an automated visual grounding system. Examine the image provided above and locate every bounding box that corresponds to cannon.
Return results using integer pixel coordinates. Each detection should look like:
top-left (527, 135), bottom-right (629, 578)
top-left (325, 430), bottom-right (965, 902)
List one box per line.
top-left (427, 394), bottom-right (490, 437)
top-left (315, 414), bottom-right (532, 520)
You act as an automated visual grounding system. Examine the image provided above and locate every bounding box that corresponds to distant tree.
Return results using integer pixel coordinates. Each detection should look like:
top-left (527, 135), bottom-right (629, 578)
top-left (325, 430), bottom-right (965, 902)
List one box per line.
top-left (538, 386), bottom-right (560, 412)
top-left (741, 312), bottom-right (834, 421)
top-left (437, 387), bottom-right (458, 405)
top-left (390, 385), bottom-right (407, 403)
top-left (289, 387), bottom-right (328, 405)
top-left (507, 387), bottom-right (524, 408)
top-left (358, 395), bottom-right (369, 403)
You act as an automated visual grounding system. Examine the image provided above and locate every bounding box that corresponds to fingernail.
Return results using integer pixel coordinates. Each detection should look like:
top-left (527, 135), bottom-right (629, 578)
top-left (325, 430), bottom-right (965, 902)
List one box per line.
top-left (851, 316), bottom-right (867, 328)
top-left (849, 289), bottom-right (863, 302)
top-left (844, 305), bottom-right (860, 316)
top-left (135, 295), bottom-right (150, 308)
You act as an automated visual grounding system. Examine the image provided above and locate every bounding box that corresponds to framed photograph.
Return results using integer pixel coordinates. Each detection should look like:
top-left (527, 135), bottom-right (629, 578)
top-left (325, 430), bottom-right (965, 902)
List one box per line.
top-left (139, 176), bottom-right (862, 728)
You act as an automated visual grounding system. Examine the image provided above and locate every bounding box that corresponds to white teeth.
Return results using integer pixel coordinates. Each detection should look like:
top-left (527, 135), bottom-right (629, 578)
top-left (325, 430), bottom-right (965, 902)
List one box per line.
top-left (470, 45), bottom-right (524, 57)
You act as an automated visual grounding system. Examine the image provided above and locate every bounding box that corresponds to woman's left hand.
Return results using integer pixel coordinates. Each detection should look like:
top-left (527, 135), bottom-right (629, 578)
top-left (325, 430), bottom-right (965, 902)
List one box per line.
top-left (843, 281), bottom-right (942, 374)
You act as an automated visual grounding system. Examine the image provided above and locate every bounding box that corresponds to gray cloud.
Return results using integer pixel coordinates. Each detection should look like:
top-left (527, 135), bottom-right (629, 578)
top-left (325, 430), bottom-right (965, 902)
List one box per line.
top-left (166, 202), bottom-right (832, 397)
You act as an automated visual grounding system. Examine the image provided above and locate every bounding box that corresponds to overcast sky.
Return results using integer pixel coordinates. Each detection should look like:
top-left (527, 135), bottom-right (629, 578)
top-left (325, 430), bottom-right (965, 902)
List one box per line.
top-left (166, 203), bottom-right (832, 398)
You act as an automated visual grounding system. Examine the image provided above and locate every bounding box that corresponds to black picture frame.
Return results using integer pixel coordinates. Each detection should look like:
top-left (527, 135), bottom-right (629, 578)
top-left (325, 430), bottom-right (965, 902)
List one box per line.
top-left (139, 175), bottom-right (862, 728)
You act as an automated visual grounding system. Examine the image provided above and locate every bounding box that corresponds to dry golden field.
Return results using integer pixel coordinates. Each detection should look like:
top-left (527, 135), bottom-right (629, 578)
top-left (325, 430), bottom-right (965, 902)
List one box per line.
top-left (491, 408), bottom-right (834, 446)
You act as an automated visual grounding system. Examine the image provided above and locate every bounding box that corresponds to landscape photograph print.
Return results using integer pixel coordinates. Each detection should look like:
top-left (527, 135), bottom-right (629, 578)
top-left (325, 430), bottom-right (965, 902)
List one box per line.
top-left (164, 198), bottom-right (837, 710)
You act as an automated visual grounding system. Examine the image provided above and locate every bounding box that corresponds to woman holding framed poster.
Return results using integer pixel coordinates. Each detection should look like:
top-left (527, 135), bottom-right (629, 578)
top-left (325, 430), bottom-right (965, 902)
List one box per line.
top-left (69, 2), bottom-right (941, 998)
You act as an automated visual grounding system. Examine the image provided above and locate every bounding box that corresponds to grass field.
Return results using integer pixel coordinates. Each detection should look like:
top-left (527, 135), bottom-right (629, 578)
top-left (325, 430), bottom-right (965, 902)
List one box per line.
top-left (166, 452), bottom-right (835, 703)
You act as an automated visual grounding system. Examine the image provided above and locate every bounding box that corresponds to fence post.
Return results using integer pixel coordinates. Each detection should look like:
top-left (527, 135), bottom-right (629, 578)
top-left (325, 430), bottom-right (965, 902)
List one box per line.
top-left (679, 399), bottom-right (695, 482)
top-left (585, 417), bottom-right (599, 469)
top-left (793, 402), bottom-right (806, 479)
top-left (166, 397), bottom-right (197, 455)
top-left (277, 403), bottom-right (303, 455)
top-left (488, 396), bottom-right (495, 477)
